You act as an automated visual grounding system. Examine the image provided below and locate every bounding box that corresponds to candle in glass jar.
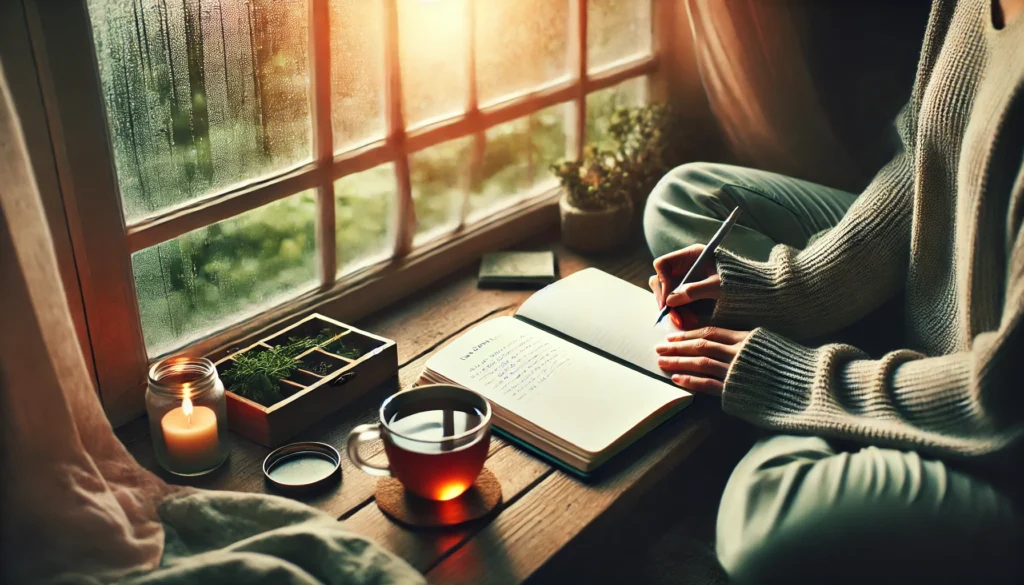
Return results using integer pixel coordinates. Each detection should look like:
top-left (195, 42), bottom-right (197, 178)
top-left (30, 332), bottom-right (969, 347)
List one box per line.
top-left (161, 393), bottom-right (220, 470)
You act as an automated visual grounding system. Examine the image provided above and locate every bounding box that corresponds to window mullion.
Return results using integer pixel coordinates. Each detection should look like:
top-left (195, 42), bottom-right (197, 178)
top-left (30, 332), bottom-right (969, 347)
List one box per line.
top-left (384, 0), bottom-right (414, 258)
top-left (570, 0), bottom-right (588, 159)
top-left (460, 0), bottom-right (482, 229)
top-left (310, 0), bottom-right (336, 289)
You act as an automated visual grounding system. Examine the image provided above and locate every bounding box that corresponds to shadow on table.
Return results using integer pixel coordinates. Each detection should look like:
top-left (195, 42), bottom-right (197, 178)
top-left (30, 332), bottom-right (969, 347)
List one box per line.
top-left (528, 413), bottom-right (759, 585)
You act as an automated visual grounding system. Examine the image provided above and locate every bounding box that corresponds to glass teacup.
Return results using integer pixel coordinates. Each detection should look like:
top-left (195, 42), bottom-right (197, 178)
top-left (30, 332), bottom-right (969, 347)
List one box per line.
top-left (346, 384), bottom-right (491, 501)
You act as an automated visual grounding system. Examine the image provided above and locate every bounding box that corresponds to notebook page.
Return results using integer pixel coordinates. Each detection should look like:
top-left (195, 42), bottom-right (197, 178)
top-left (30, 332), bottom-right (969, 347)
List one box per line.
top-left (425, 316), bottom-right (684, 455)
top-left (516, 268), bottom-right (679, 379)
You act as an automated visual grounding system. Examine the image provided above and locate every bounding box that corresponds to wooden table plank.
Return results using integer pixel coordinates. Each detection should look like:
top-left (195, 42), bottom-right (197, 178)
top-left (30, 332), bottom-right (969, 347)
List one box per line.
top-left (116, 233), bottom-right (692, 585)
top-left (426, 404), bottom-right (720, 585)
top-left (342, 442), bottom-right (553, 572)
top-left (117, 290), bottom-right (528, 519)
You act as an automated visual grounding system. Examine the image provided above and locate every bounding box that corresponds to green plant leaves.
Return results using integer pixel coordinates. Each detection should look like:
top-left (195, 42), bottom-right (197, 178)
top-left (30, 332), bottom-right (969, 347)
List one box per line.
top-left (551, 103), bottom-right (675, 211)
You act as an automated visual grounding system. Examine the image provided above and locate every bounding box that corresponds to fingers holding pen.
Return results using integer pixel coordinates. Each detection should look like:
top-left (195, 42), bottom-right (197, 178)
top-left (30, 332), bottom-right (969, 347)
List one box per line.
top-left (648, 275), bottom-right (665, 309)
top-left (664, 273), bottom-right (722, 307)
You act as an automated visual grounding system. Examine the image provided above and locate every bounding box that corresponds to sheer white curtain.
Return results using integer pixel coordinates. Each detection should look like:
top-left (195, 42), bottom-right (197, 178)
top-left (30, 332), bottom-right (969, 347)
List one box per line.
top-left (0, 64), bottom-right (181, 584)
top-left (1, 63), bottom-right (426, 585)
top-left (685, 0), bottom-right (863, 189)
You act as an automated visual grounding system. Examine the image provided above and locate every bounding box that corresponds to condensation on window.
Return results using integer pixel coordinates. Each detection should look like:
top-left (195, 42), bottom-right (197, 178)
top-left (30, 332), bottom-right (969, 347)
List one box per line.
top-left (587, 0), bottom-right (653, 72)
top-left (87, 0), bottom-right (311, 223)
top-left (330, 0), bottom-right (386, 151)
top-left (132, 192), bottom-right (318, 356)
top-left (476, 0), bottom-right (570, 106)
top-left (586, 76), bottom-right (648, 149)
top-left (397, 0), bottom-right (469, 126)
top-left (409, 136), bottom-right (472, 245)
top-left (467, 103), bottom-right (567, 222)
top-left (334, 163), bottom-right (396, 276)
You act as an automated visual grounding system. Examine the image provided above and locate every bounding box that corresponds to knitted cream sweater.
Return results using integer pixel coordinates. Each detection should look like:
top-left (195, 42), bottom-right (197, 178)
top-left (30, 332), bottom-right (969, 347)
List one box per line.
top-left (714, 0), bottom-right (1024, 462)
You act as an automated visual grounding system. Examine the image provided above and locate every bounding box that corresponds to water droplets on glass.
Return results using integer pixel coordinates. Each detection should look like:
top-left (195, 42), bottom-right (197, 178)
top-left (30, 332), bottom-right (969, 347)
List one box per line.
top-left (331, 0), bottom-right (386, 151)
top-left (467, 103), bottom-right (568, 221)
top-left (410, 136), bottom-right (472, 244)
top-left (87, 0), bottom-right (312, 223)
top-left (397, 0), bottom-right (469, 126)
top-left (586, 76), bottom-right (648, 148)
top-left (587, 0), bottom-right (652, 71)
top-left (132, 192), bottom-right (318, 356)
top-left (335, 163), bottom-right (396, 276)
top-left (476, 0), bottom-right (569, 106)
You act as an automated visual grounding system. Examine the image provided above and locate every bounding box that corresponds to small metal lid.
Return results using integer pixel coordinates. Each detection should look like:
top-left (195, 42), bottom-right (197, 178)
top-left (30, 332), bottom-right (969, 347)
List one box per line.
top-left (263, 442), bottom-right (341, 495)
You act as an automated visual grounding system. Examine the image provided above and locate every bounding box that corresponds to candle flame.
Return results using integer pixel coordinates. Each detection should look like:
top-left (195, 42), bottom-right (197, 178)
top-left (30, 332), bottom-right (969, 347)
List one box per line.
top-left (182, 384), bottom-right (193, 425)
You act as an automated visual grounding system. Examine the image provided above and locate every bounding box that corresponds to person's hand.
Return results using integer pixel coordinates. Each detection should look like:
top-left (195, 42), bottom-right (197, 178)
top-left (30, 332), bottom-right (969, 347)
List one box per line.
top-left (656, 326), bottom-right (751, 396)
top-left (649, 244), bottom-right (722, 329)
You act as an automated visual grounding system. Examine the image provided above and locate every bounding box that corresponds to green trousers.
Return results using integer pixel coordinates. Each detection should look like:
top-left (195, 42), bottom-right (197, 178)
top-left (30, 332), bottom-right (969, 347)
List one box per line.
top-left (644, 163), bottom-right (1023, 584)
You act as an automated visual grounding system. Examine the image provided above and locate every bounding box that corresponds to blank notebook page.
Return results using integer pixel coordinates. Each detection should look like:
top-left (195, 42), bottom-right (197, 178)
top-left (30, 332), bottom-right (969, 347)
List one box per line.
top-left (516, 268), bottom-right (680, 379)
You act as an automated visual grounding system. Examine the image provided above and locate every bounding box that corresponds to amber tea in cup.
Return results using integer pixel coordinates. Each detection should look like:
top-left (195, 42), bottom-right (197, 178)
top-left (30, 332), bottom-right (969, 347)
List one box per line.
top-left (346, 384), bottom-right (491, 501)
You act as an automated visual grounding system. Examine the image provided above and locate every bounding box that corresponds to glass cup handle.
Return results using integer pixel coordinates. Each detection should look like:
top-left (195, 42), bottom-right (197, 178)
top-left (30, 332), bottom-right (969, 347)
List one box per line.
top-left (346, 423), bottom-right (392, 477)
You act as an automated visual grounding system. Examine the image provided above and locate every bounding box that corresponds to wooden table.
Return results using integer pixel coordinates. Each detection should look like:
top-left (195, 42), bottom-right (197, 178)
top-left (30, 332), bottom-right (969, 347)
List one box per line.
top-left (117, 235), bottom-right (720, 584)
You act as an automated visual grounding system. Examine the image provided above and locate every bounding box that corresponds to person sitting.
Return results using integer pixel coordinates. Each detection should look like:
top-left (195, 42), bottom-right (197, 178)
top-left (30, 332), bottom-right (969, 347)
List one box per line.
top-left (643, 0), bottom-right (1023, 582)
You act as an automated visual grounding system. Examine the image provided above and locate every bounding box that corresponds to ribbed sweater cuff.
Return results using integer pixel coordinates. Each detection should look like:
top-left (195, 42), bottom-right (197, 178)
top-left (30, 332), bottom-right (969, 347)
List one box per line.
top-left (721, 328), bottom-right (816, 421)
top-left (711, 249), bottom-right (777, 327)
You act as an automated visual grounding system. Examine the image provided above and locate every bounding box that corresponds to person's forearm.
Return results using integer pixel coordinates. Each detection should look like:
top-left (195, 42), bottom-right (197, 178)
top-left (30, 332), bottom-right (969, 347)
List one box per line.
top-left (710, 149), bottom-right (913, 339)
top-left (722, 329), bottom-right (1022, 461)
top-left (707, 100), bottom-right (917, 339)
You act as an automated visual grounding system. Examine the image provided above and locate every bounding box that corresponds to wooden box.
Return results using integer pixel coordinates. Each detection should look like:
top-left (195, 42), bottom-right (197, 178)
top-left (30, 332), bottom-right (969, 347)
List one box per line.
top-left (212, 314), bottom-right (397, 447)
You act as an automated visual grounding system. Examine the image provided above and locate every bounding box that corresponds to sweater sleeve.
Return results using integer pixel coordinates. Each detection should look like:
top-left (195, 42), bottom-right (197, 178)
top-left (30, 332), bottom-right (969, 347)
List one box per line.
top-left (709, 2), bottom-right (957, 341)
top-left (721, 227), bottom-right (1024, 461)
top-left (710, 117), bottom-right (915, 340)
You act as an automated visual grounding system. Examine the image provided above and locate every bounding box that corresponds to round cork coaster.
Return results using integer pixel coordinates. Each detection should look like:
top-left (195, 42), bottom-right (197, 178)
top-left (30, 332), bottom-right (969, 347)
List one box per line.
top-left (375, 467), bottom-right (502, 529)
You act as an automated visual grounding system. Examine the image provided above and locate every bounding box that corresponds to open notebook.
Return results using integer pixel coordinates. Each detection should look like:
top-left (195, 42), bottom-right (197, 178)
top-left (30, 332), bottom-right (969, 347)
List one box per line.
top-left (421, 268), bottom-right (692, 474)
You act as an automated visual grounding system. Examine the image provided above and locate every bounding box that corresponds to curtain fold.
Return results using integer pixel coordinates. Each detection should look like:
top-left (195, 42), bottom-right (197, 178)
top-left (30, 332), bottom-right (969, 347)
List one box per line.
top-left (0, 63), bottom-right (180, 584)
top-left (1, 61), bottom-right (425, 585)
top-left (686, 0), bottom-right (865, 190)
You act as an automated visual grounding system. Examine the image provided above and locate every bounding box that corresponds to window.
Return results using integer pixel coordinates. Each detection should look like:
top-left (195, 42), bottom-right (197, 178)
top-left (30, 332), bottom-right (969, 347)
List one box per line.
top-left (31, 0), bottom-right (658, 420)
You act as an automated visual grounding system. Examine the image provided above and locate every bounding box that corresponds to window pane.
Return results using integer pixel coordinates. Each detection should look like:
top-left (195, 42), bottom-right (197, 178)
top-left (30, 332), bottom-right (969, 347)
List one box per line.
top-left (331, 0), bottom-right (386, 150)
top-left (468, 104), bottom-right (567, 221)
top-left (398, 0), bottom-right (469, 126)
top-left (476, 0), bottom-right (570, 106)
top-left (587, 0), bottom-right (652, 71)
top-left (335, 164), bottom-right (395, 275)
top-left (410, 137), bottom-right (472, 244)
top-left (586, 77), bottom-right (648, 149)
top-left (133, 192), bottom-right (318, 356)
top-left (88, 0), bottom-right (312, 223)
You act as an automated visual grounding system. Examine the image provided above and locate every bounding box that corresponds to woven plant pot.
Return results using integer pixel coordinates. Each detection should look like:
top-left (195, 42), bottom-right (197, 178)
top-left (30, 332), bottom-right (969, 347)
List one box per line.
top-left (558, 191), bottom-right (634, 253)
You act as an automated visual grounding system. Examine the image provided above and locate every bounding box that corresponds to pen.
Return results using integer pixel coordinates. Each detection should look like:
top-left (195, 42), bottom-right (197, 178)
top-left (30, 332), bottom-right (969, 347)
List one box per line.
top-left (654, 207), bottom-right (742, 326)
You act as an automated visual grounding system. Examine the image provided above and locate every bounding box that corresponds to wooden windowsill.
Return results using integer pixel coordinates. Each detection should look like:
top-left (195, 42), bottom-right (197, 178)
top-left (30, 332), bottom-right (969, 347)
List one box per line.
top-left (116, 227), bottom-right (722, 584)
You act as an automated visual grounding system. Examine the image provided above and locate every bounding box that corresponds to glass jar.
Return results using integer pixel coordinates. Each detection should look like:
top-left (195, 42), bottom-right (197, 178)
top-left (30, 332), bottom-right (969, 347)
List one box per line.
top-left (146, 357), bottom-right (229, 476)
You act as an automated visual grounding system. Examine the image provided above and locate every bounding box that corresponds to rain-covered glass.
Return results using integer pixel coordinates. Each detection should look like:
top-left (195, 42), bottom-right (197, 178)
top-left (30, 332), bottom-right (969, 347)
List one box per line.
top-left (476, 0), bottom-right (570, 106)
top-left (587, 0), bottom-right (652, 71)
top-left (410, 136), bottom-right (472, 244)
top-left (586, 76), bottom-right (648, 148)
top-left (331, 0), bottom-right (386, 150)
top-left (468, 103), bottom-right (567, 220)
top-left (88, 0), bottom-right (312, 223)
top-left (132, 192), bottom-right (318, 356)
top-left (335, 163), bottom-right (396, 275)
top-left (398, 0), bottom-right (468, 126)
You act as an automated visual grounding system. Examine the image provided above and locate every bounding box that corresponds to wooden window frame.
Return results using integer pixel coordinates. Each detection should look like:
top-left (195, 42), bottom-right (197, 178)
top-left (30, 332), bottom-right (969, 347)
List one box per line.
top-left (24, 0), bottom-right (667, 426)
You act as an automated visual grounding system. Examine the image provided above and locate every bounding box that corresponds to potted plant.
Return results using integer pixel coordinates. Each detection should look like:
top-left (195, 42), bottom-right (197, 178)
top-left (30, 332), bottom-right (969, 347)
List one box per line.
top-left (603, 103), bottom-right (677, 205)
top-left (551, 104), bottom-right (677, 252)
top-left (551, 152), bottom-right (634, 252)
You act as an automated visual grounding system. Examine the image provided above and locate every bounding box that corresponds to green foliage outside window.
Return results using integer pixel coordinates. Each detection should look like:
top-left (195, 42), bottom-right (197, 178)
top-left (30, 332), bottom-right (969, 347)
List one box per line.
top-left (90, 0), bottom-right (648, 355)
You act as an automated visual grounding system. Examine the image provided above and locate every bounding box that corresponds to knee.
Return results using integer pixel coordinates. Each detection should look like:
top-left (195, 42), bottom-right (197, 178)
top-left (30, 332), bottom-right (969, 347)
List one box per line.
top-left (715, 435), bottom-right (834, 584)
top-left (643, 162), bottom-right (723, 257)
